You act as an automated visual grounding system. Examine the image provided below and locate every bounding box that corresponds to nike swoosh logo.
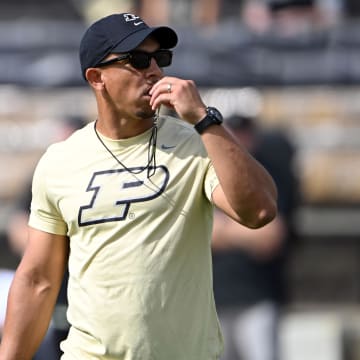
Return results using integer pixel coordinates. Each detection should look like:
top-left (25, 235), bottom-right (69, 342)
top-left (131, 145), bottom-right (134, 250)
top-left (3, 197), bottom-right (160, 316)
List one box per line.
top-left (134, 21), bottom-right (143, 26)
top-left (161, 144), bottom-right (176, 150)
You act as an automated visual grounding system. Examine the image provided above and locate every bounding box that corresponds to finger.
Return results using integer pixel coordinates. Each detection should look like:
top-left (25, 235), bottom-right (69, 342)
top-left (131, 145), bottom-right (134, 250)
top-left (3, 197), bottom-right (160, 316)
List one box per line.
top-left (150, 93), bottom-right (173, 111)
top-left (150, 77), bottom-right (174, 95)
top-left (150, 83), bottom-right (174, 108)
top-left (150, 81), bottom-right (173, 100)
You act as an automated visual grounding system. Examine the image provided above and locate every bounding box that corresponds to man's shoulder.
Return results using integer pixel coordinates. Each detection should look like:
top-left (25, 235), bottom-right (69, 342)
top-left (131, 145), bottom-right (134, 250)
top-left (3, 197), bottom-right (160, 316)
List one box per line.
top-left (46, 122), bottom-right (93, 156)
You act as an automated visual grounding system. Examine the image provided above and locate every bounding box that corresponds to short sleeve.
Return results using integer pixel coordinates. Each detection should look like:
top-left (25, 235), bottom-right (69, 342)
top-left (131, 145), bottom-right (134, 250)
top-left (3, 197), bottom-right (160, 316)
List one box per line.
top-left (204, 162), bottom-right (219, 202)
top-left (28, 151), bottom-right (68, 236)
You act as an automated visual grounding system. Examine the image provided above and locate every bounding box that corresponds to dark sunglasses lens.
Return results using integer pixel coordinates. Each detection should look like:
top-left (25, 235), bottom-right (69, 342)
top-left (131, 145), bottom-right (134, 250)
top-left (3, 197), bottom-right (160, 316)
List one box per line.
top-left (154, 51), bottom-right (172, 67)
top-left (130, 53), bottom-right (150, 69)
top-left (130, 51), bottom-right (172, 69)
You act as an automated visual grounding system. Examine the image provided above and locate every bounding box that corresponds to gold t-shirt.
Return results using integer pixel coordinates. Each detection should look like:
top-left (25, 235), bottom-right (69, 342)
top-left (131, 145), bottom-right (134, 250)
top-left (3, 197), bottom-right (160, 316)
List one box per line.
top-left (29, 116), bottom-right (223, 360)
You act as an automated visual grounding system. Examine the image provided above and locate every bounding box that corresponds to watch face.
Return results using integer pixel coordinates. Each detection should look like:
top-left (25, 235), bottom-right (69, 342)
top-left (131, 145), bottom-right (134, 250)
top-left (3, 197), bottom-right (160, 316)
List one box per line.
top-left (207, 107), bottom-right (223, 123)
top-left (194, 107), bottom-right (223, 134)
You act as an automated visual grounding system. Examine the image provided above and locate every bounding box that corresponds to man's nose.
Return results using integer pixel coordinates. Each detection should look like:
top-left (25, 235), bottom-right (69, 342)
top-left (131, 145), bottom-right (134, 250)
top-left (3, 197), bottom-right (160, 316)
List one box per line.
top-left (149, 57), bottom-right (162, 71)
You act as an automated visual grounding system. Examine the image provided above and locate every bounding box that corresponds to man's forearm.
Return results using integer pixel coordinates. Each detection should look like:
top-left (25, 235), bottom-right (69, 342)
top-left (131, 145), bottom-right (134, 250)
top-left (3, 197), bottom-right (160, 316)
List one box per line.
top-left (0, 272), bottom-right (58, 360)
top-left (203, 125), bottom-right (277, 227)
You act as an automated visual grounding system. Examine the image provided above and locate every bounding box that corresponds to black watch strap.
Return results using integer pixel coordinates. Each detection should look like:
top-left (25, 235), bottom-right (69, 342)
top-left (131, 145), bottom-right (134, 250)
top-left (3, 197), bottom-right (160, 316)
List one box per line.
top-left (194, 107), bottom-right (223, 134)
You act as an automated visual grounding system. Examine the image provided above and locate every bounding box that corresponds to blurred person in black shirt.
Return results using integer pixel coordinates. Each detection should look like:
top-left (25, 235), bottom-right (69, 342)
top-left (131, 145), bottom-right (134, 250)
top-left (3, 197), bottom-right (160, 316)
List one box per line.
top-left (212, 114), bottom-right (299, 360)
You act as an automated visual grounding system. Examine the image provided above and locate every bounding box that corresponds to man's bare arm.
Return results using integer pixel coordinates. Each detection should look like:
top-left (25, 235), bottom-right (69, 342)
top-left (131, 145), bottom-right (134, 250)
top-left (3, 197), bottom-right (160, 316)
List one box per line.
top-left (0, 227), bottom-right (69, 360)
top-left (149, 77), bottom-right (277, 228)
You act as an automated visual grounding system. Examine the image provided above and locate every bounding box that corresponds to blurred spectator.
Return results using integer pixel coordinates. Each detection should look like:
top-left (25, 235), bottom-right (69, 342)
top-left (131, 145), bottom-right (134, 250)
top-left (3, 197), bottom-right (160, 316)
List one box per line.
top-left (212, 114), bottom-right (299, 360)
top-left (192, 0), bottom-right (248, 26)
top-left (74, 0), bottom-right (217, 26)
top-left (344, 0), bottom-right (360, 18)
top-left (241, 0), bottom-right (273, 34)
top-left (4, 115), bottom-right (87, 359)
top-left (192, 0), bottom-right (222, 26)
top-left (266, 0), bottom-right (341, 36)
top-left (241, 0), bottom-right (343, 36)
top-left (71, 0), bottom-right (136, 24)
top-left (73, 0), bottom-right (170, 25)
top-left (137, 0), bottom-right (170, 24)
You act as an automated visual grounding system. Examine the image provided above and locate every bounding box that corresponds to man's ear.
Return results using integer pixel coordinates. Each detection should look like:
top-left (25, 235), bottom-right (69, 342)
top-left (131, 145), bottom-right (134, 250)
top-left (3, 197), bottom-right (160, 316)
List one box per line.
top-left (85, 68), bottom-right (104, 90)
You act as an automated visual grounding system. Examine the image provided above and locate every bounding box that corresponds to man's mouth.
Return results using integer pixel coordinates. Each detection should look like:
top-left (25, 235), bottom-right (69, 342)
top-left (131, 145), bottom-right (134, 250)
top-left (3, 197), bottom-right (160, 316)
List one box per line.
top-left (144, 81), bottom-right (159, 97)
top-left (143, 87), bottom-right (152, 97)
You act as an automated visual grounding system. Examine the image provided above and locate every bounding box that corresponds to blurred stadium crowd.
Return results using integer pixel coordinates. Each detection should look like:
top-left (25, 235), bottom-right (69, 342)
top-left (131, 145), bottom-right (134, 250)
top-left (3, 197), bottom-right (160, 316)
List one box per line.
top-left (2, 0), bottom-right (360, 359)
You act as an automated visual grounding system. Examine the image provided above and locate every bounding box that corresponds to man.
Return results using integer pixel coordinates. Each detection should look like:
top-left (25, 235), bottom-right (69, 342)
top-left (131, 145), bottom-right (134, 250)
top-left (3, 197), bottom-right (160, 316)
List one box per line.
top-left (212, 114), bottom-right (298, 360)
top-left (0, 13), bottom-right (277, 360)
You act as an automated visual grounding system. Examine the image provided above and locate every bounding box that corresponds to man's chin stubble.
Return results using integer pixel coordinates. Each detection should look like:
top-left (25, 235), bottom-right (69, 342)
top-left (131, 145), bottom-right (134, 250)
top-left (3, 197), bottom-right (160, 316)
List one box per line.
top-left (136, 108), bottom-right (156, 120)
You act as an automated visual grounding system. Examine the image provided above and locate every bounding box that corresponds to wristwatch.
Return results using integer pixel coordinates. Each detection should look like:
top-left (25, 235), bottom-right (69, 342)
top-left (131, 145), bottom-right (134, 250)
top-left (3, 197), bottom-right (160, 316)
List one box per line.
top-left (194, 107), bottom-right (223, 134)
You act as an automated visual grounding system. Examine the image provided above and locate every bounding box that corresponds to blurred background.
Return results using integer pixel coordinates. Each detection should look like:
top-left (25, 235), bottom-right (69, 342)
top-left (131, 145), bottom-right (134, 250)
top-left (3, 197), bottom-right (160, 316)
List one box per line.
top-left (1, 0), bottom-right (360, 359)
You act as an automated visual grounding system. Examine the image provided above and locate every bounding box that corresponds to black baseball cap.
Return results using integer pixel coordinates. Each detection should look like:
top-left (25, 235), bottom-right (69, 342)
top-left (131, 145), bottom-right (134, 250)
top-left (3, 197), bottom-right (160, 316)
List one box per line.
top-left (79, 13), bottom-right (178, 79)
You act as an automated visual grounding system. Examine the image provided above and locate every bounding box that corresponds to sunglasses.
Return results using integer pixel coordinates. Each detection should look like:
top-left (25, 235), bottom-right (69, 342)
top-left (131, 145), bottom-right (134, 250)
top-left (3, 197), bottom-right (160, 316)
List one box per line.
top-left (96, 49), bottom-right (173, 70)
